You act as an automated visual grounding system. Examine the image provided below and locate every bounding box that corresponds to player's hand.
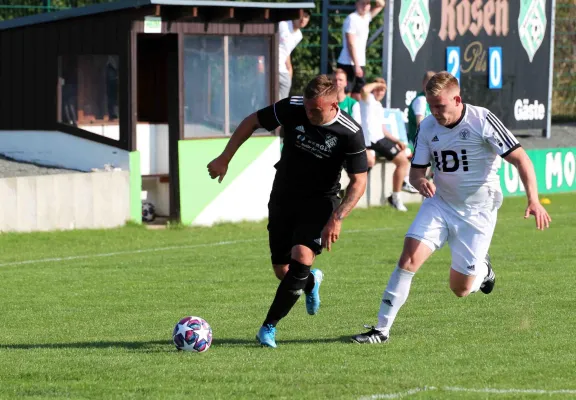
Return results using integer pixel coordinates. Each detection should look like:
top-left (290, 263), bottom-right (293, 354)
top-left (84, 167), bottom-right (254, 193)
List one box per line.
top-left (354, 65), bottom-right (364, 78)
top-left (321, 218), bottom-right (342, 252)
top-left (417, 178), bottom-right (435, 198)
top-left (524, 201), bottom-right (551, 230)
top-left (395, 141), bottom-right (407, 151)
top-left (207, 155), bottom-right (230, 183)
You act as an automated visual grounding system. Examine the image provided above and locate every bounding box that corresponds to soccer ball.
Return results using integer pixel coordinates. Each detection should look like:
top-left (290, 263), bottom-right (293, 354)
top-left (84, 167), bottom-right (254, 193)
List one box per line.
top-left (172, 316), bottom-right (213, 352)
top-left (142, 201), bottom-right (156, 223)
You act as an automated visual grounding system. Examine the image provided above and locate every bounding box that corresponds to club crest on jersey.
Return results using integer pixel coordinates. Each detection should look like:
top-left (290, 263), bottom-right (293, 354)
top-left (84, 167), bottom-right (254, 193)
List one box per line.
top-left (325, 134), bottom-right (338, 149)
top-left (459, 129), bottom-right (470, 140)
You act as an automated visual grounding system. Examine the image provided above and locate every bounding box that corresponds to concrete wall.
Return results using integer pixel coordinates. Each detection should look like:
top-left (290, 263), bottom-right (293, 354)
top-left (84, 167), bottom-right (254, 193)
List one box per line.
top-left (0, 171), bottom-right (131, 232)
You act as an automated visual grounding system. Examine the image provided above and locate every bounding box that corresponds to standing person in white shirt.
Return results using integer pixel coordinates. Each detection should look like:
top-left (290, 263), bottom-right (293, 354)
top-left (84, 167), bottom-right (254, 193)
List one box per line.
top-left (352, 71), bottom-right (551, 344)
top-left (337, 0), bottom-right (385, 101)
top-left (360, 77), bottom-right (414, 212)
top-left (278, 11), bottom-right (311, 99)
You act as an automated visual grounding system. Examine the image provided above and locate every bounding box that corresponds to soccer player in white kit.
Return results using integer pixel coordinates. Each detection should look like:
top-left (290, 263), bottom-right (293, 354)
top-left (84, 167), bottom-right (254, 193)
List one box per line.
top-left (352, 71), bottom-right (551, 344)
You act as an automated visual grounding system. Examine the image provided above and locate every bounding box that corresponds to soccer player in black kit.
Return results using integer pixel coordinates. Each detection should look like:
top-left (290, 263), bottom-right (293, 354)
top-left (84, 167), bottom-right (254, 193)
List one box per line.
top-left (207, 75), bottom-right (368, 348)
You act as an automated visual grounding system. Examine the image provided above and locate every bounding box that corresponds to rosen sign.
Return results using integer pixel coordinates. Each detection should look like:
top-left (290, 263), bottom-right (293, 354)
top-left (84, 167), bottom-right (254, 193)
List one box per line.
top-left (385, 0), bottom-right (554, 133)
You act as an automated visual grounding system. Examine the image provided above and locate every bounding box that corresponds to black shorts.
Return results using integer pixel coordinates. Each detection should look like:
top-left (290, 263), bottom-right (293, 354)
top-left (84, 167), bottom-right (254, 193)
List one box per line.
top-left (369, 138), bottom-right (401, 161)
top-left (336, 63), bottom-right (366, 94)
top-left (268, 195), bottom-right (340, 265)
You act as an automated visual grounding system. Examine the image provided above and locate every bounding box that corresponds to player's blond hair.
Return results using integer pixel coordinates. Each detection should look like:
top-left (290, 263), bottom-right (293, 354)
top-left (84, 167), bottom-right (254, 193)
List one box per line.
top-left (425, 71), bottom-right (459, 96)
top-left (304, 74), bottom-right (338, 99)
top-left (333, 68), bottom-right (347, 78)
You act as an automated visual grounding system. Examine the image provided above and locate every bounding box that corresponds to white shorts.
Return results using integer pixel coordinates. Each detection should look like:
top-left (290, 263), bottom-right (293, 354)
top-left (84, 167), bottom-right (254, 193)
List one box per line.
top-left (406, 196), bottom-right (498, 276)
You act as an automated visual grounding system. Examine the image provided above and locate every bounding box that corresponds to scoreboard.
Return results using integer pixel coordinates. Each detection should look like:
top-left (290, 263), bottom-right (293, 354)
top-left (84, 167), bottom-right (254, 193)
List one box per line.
top-left (384, 0), bottom-right (554, 133)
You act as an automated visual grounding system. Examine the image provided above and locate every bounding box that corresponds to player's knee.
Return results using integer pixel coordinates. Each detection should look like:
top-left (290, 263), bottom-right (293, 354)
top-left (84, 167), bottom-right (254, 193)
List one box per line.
top-left (273, 264), bottom-right (289, 280)
top-left (291, 245), bottom-right (315, 265)
top-left (450, 284), bottom-right (472, 297)
top-left (398, 254), bottom-right (419, 272)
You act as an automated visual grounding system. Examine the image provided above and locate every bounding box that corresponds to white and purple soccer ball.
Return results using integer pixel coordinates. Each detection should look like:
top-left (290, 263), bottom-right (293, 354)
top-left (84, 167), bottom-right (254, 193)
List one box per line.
top-left (172, 316), bottom-right (213, 352)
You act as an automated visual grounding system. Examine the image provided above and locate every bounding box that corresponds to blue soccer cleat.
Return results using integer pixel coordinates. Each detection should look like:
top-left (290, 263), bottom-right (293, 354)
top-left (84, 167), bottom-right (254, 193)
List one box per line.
top-left (306, 269), bottom-right (324, 315)
top-left (256, 324), bottom-right (277, 348)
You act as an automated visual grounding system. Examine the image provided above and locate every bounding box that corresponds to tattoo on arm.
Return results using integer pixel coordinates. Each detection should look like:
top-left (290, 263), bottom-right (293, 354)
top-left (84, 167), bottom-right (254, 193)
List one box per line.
top-left (333, 177), bottom-right (366, 220)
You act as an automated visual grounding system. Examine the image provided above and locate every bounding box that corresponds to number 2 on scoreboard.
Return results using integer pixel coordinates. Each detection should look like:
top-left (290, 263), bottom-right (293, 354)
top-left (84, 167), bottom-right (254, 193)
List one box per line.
top-left (446, 47), bottom-right (460, 85)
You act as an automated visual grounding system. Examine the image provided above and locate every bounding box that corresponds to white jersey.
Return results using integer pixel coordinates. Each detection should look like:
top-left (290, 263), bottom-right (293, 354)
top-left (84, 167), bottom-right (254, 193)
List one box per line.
top-left (337, 12), bottom-right (371, 66)
top-left (278, 21), bottom-right (303, 74)
top-left (411, 104), bottom-right (520, 210)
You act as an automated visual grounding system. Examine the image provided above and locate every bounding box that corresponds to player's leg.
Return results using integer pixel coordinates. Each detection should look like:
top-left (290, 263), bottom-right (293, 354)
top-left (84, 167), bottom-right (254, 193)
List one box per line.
top-left (352, 199), bottom-right (448, 343)
top-left (447, 207), bottom-right (497, 297)
top-left (257, 197), bottom-right (295, 347)
top-left (366, 149), bottom-right (376, 169)
top-left (278, 72), bottom-right (292, 99)
top-left (299, 195), bottom-right (340, 315)
top-left (371, 138), bottom-right (409, 211)
top-left (262, 245), bottom-right (315, 330)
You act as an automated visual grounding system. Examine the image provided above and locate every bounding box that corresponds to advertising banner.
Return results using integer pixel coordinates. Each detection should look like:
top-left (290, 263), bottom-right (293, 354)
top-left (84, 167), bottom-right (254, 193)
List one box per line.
top-left (499, 147), bottom-right (576, 196)
top-left (389, 0), bottom-right (553, 131)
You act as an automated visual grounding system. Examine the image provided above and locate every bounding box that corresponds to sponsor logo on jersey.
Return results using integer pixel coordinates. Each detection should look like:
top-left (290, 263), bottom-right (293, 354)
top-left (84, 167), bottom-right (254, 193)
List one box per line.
top-left (325, 134), bottom-right (338, 149)
top-left (467, 265), bottom-right (475, 271)
top-left (295, 125), bottom-right (305, 133)
top-left (432, 135), bottom-right (439, 142)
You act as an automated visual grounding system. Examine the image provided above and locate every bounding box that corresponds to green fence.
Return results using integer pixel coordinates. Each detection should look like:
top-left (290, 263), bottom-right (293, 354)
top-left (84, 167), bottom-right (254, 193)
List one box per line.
top-left (1, 0), bottom-right (574, 120)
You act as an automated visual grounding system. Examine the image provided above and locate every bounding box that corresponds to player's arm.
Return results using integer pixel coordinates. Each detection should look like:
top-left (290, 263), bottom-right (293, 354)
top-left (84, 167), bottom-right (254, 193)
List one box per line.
top-left (345, 33), bottom-right (361, 72)
top-left (370, 0), bottom-right (385, 18)
top-left (381, 125), bottom-right (406, 151)
top-left (360, 82), bottom-right (385, 101)
top-left (484, 111), bottom-right (550, 229)
top-left (322, 131), bottom-right (368, 251)
top-left (285, 54), bottom-right (293, 78)
top-left (343, 17), bottom-right (363, 77)
top-left (504, 148), bottom-right (551, 230)
top-left (208, 99), bottom-right (288, 183)
top-left (207, 113), bottom-right (262, 183)
top-left (408, 126), bottom-right (435, 197)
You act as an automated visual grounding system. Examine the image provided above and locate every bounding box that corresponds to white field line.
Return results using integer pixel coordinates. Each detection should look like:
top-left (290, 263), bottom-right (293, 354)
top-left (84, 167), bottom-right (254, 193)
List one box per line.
top-left (360, 386), bottom-right (576, 399)
top-left (0, 227), bottom-right (394, 268)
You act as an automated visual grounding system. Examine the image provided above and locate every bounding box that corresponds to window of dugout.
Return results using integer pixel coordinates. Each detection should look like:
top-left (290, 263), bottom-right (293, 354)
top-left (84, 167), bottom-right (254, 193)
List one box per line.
top-left (183, 35), bottom-right (272, 138)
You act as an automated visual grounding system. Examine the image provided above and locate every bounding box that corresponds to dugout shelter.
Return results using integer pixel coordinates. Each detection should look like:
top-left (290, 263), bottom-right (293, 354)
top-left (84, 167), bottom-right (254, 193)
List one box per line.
top-left (0, 0), bottom-right (315, 225)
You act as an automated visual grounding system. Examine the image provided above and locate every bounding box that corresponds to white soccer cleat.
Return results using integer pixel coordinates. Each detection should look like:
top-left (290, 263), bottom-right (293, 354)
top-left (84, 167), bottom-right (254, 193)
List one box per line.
top-left (388, 195), bottom-right (408, 212)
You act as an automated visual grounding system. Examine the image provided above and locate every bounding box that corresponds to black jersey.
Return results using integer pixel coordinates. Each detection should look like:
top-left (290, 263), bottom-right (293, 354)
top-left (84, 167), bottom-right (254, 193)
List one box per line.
top-left (257, 96), bottom-right (368, 197)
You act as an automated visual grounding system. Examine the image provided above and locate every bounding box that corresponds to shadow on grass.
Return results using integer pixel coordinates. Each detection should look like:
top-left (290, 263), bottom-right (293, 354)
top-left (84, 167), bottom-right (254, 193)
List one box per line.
top-left (0, 336), bottom-right (354, 350)
top-left (213, 336), bottom-right (353, 346)
top-left (0, 340), bottom-right (170, 351)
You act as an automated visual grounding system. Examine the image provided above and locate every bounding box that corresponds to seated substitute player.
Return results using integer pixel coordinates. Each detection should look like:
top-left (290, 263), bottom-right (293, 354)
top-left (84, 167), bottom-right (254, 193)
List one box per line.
top-left (352, 71), bottom-right (551, 344)
top-left (207, 75), bottom-right (368, 348)
top-left (360, 77), bottom-right (415, 212)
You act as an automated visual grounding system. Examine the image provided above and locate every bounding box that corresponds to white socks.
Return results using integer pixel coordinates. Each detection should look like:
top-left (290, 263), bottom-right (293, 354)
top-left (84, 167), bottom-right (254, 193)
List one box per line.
top-left (470, 259), bottom-right (489, 293)
top-left (376, 266), bottom-right (415, 335)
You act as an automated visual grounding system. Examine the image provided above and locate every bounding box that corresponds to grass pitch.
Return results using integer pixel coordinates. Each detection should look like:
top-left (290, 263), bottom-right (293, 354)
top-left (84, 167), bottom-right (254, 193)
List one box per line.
top-left (0, 194), bottom-right (575, 399)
